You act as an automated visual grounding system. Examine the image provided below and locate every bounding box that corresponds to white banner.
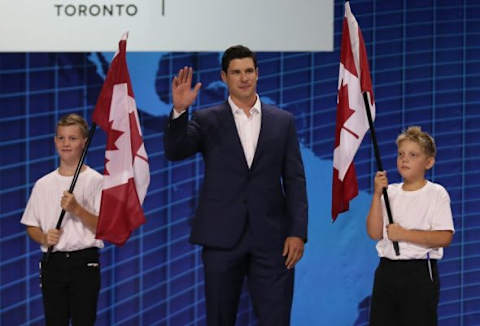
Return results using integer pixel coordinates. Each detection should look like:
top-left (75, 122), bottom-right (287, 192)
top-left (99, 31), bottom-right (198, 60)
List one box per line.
top-left (0, 0), bottom-right (333, 52)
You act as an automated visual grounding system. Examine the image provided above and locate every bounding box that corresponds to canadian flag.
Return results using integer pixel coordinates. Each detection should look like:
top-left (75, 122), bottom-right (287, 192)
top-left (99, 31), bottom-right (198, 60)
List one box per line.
top-left (332, 2), bottom-right (375, 221)
top-left (92, 34), bottom-right (150, 245)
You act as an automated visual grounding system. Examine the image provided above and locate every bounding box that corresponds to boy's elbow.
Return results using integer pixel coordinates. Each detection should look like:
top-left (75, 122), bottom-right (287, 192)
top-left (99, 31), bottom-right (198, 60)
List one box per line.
top-left (366, 219), bottom-right (383, 241)
top-left (441, 231), bottom-right (454, 247)
top-left (431, 230), bottom-right (453, 248)
top-left (367, 229), bottom-right (383, 241)
top-left (370, 234), bottom-right (383, 242)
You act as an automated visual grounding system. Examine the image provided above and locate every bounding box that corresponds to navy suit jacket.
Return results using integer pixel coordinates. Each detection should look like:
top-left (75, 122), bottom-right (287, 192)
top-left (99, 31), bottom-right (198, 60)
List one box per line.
top-left (164, 102), bottom-right (308, 249)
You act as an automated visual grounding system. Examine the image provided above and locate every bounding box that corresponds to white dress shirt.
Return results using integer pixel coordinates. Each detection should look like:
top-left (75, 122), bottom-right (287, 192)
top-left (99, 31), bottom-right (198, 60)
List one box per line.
top-left (228, 95), bottom-right (261, 168)
top-left (172, 95), bottom-right (262, 168)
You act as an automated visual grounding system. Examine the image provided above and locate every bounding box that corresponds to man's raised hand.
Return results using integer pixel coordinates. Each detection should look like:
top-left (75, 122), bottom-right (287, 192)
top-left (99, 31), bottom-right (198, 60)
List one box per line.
top-left (172, 67), bottom-right (202, 113)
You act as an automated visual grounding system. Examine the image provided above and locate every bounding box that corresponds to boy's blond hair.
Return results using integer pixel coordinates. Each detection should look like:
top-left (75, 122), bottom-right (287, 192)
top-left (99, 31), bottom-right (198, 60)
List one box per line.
top-left (56, 113), bottom-right (89, 138)
top-left (396, 126), bottom-right (436, 158)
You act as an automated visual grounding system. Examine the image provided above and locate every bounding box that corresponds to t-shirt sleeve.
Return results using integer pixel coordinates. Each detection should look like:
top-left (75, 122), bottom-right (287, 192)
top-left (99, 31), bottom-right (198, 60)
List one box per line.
top-left (20, 183), bottom-right (41, 227)
top-left (431, 186), bottom-right (455, 233)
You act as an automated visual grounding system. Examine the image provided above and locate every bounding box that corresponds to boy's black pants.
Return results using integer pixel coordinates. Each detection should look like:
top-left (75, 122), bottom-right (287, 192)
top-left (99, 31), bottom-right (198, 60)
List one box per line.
top-left (41, 247), bottom-right (100, 326)
top-left (369, 257), bottom-right (440, 326)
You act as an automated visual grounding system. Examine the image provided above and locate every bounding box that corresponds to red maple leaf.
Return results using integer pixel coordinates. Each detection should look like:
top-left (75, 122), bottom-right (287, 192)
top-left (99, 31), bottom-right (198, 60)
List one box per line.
top-left (103, 120), bottom-right (124, 175)
top-left (335, 81), bottom-right (359, 148)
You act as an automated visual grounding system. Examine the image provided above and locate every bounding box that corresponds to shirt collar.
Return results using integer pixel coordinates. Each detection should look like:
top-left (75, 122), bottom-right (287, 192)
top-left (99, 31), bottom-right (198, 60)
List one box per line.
top-left (228, 95), bottom-right (261, 115)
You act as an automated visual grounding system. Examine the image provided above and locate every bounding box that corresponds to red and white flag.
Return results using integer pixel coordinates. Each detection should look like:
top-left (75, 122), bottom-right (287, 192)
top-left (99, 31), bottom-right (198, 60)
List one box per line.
top-left (332, 2), bottom-right (375, 221)
top-left (92, 33), bottom-right (150, 245)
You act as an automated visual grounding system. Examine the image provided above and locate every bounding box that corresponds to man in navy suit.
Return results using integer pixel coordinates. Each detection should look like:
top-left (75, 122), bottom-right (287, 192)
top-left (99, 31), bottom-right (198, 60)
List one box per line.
top-left (164, 45), bottom-right (308, 326)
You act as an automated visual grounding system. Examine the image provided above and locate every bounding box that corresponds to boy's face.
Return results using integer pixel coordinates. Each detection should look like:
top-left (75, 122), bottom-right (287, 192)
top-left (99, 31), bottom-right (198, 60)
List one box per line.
top-left (54, 125), bottom-right (86, 165)
top-left (397, 139), bottom-right (434, 182)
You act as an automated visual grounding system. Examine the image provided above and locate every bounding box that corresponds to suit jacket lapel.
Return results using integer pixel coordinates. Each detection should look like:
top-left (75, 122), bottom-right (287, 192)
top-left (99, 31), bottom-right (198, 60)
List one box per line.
top-left (250, 103), bottom-right (268, 171)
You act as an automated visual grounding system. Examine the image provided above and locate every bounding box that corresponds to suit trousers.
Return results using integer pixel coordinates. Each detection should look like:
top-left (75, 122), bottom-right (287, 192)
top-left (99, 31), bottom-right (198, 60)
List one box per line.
top-left (41, 247), bottom-right (100, 326)
top-left (202, 226), bottom-right (294, 326)
top-left (369, 257), bottom-right (440, 326)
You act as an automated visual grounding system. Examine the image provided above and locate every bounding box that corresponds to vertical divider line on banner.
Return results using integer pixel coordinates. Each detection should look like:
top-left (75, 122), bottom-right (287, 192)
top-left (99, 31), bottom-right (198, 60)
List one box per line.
top-left (362, 92), bottom-right (400, 256)
top-left (43, 123), bottom-right (98, 266)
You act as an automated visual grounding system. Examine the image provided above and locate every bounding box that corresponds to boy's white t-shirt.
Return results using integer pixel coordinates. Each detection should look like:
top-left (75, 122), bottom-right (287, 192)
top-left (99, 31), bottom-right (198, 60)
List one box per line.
top-left (376, 181), bottom-right (454, 260)
top-left (21, 166), bottom-right (104, 252)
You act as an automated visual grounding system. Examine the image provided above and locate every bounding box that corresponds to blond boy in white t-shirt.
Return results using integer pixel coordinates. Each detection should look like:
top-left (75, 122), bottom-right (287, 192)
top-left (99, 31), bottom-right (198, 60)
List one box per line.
top-left (366, 126), bottom-right (454, 326)
top-left (21, 113), bottom-right (103, 326)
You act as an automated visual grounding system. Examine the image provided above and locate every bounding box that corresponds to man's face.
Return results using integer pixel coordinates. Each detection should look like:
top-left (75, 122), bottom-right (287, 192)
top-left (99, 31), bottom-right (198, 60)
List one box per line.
top-left (221, 57), bottom-right (258, 103)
